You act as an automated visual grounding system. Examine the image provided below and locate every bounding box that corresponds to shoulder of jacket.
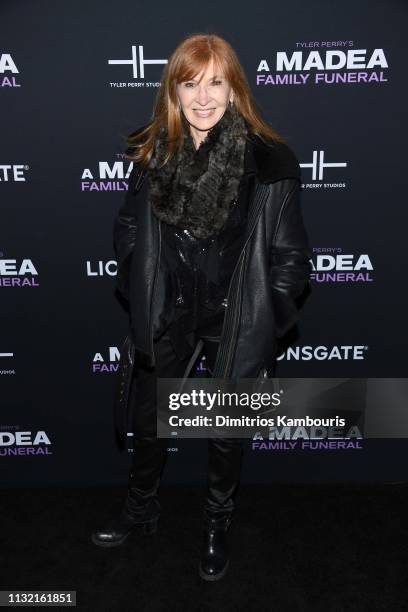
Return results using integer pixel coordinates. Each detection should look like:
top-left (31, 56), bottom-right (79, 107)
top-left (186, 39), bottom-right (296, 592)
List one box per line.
top-left (248, 132), bottom-right (301, 184)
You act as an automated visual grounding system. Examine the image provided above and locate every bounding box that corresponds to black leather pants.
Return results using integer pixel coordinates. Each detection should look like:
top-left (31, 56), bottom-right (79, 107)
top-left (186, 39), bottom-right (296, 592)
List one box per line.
top-left (127, 332), bottom-right (244, 518)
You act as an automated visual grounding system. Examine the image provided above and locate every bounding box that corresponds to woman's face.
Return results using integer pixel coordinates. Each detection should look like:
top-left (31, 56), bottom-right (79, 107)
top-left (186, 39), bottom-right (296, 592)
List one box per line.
top-left (176, 58), bottom-right (233, 135)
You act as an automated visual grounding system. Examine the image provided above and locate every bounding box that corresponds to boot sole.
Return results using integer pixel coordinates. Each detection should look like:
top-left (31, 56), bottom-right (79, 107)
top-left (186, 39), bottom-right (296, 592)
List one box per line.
top-left (91, 518), bottom-right (158, 547)
top-left (91, 532), bottom-right (130, 548)
top-left (199, 559), bottom-right (230, 581)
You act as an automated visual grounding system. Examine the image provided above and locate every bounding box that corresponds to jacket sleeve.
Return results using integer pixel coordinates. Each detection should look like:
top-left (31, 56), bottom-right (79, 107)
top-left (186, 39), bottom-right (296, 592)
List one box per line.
top-left (113, 163), bottom-right (143, 301)
top-left (269, 178), bottom-right (312, 337)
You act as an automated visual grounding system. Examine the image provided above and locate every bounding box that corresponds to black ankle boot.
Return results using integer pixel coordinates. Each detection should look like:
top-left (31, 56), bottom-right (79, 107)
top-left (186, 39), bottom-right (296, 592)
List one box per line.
top-left (198, 512), bottom-right (233, 581)
top-left (91, 495), bottom-right (160, 548)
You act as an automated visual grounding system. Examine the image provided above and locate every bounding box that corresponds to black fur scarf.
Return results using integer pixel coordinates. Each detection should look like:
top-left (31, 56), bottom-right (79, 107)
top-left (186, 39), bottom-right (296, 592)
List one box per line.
top-left (146, 102), bottom-right (248, 239)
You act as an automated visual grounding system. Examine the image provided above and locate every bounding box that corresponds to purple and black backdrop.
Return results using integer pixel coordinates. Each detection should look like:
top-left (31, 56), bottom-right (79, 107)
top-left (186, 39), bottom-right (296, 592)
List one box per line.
top-left (1, 0), bottom-right (407, 486)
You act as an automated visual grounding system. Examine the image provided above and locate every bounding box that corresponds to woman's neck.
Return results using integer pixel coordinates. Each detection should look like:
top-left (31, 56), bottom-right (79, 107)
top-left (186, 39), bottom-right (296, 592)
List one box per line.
top-left (189, 126), bottom-right (209, 150)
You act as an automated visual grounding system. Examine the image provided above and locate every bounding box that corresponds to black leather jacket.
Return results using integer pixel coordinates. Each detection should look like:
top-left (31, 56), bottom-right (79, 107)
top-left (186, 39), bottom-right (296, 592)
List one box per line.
top-left (113, 129), bottom-right (312, 439)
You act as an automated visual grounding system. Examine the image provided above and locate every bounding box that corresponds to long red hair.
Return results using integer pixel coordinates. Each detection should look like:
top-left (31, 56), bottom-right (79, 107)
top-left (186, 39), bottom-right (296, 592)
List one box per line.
top-left (124, 32), bottom-right (283, 168)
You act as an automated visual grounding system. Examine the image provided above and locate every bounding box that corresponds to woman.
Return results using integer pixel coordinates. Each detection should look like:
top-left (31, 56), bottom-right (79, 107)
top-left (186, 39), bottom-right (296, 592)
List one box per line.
top-left (91, 33), bottom-right (312, 582)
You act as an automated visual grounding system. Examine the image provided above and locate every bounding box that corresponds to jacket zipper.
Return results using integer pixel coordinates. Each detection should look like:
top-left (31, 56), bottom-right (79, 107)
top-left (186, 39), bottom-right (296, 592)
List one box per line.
top-left (221, 249), bottom-right (247, 377)
top-left (148, 219), bottom-right (161, 367)
top-left (193, 263), bottom-right (198, 328)
top-left (215, 182), bottom-right (270, 378)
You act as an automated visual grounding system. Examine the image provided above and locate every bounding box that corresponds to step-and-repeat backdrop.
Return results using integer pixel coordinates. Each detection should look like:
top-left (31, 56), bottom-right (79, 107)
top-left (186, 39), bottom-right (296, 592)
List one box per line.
top-left (1, 0), bottom-right (407, 486)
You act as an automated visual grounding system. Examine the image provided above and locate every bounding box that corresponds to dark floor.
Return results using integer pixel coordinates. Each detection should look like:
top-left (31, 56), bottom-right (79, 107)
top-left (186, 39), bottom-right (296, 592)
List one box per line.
top-left (1, 483), bottom-right (408, 611)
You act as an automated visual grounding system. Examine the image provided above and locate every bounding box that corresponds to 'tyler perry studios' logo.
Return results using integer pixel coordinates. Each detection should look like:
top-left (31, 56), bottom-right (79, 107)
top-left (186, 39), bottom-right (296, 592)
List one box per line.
top-left (0, 429), bottom-right (52, 457)
top-left (108, 44), bottom-right (166, 88)
top-left (300, 149), bottom-right (347, 190)
top-left (0, 256), bottom-right (39, 287)
top-left (0, 350), bottom-right (15, 376)
top-left (256, 41), bottom-right (388, 86)
top-left (310, 248), bottom-right (374, 283)
top-left (81, 157), bottom-right (133, 191)
top-left (0, 53), bottom-right (21, 88)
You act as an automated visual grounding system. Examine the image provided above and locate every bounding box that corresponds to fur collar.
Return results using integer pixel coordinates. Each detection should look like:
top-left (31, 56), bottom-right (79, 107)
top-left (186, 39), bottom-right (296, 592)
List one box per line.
top-left (126, 122), bottom-right (301, 187)
top-left (145, 104), bottom-right (248, 239)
